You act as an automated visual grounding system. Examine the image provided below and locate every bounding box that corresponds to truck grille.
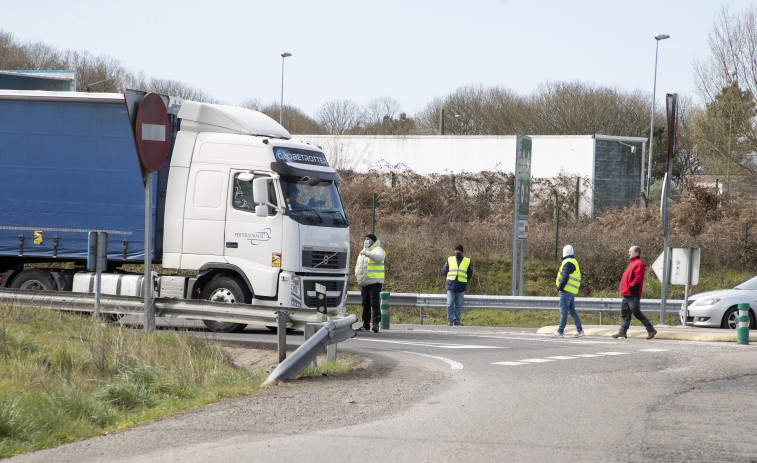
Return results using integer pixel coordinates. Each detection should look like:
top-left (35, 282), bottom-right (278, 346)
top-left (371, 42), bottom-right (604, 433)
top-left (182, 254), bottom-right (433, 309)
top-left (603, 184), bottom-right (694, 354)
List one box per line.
top-left (302, 249), bottom-right (347, 270)
top-left (304, 279), bottom-right (345, 308)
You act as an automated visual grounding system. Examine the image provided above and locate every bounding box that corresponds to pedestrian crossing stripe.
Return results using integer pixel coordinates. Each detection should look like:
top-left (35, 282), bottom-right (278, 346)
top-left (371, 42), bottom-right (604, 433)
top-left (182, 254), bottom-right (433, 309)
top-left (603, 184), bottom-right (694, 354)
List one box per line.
top-left (492, 349), bottom-right (667, 366)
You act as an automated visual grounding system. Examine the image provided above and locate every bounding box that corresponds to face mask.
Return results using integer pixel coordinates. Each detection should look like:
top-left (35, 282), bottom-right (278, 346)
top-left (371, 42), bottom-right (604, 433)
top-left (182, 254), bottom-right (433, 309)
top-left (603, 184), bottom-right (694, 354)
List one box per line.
top-left (455, 252), bottom-right (462, 257)
top-left (364, 240), bottom-right (370, 248)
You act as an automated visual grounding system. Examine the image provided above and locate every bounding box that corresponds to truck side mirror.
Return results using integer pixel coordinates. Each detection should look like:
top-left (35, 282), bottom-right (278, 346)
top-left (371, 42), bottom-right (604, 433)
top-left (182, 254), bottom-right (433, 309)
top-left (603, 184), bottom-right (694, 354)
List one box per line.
top-left (252, 178), bottom-right (270, 206)
top-left (255, 205), bottom-right (268, 217)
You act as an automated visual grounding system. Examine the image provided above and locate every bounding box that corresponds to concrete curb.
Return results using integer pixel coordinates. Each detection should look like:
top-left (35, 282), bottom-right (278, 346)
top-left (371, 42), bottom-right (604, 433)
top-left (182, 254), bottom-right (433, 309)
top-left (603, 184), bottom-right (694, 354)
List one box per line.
top-left (537, 325), bottom-right (757, 343)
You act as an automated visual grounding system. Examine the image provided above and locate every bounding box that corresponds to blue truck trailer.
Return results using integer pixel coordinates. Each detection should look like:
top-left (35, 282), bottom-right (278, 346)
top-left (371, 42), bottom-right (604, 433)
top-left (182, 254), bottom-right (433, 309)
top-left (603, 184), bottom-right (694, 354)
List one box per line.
top-left (0, 91), bottom-right (172, 267)
top-left (0, 90), bottom-right (350, 332)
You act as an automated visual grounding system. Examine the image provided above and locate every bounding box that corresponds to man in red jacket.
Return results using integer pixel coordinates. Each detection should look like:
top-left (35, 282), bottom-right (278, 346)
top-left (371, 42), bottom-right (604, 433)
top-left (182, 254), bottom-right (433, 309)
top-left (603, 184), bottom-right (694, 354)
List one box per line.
top-left (612, 245), bottom-right (658, 339)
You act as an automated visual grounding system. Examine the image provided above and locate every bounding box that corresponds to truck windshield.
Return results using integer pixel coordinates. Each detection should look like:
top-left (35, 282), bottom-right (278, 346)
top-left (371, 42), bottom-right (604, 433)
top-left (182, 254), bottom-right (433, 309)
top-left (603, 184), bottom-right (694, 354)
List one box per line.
top-left (280, 177), bottom-right (348, 227)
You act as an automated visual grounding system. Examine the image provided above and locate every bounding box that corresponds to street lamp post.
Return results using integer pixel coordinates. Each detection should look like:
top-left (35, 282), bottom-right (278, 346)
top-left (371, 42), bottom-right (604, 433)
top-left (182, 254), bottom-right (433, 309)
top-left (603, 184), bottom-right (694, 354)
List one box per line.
top-left (726, 69), bottom-right (737, 192)
top-left (280, 52), bottom-right (292, 125)
top-left (646, 33), bottom-right (670, 198)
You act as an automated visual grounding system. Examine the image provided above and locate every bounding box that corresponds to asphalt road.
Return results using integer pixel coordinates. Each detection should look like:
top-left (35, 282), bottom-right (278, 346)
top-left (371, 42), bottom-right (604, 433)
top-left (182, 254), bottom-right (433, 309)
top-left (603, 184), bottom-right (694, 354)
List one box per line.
top-left (267, 325), bottom-right (757, 462)
top-left (10, 323), bottom-right (757, 462)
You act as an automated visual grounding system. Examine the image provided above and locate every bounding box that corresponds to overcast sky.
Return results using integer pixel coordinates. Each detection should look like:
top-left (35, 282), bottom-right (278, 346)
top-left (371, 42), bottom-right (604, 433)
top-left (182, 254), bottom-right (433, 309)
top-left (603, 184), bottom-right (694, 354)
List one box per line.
top-left (2, 1), bottom-right (753, 117)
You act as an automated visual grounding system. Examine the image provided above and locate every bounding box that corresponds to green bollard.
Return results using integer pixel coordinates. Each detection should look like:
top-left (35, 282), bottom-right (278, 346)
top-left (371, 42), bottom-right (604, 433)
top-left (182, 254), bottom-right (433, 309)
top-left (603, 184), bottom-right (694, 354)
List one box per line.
top-left (737, 302), bottom-right (750, 345)
top-left (379, 291), bottom-right (390, 330)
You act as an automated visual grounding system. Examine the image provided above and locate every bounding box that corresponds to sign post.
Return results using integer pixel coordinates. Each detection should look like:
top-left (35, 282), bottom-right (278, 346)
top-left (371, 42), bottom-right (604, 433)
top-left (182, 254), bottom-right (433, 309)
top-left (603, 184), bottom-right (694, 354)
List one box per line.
top-left (659, 93), bottom-right (679, 325)
top-left (652, 247), bottom-right (699, 325)
top-left (511, 135), bottom-right (532, 296)
top-left (124, 91), bottom-right (171, 333)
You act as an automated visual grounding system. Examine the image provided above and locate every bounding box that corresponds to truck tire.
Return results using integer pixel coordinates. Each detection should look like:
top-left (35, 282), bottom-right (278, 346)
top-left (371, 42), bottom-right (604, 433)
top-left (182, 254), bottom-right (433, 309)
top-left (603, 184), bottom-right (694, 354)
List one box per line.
top-left (10, 269), bottom-right (55, 291)
top-left (200, 276), bottom-right (249, 333)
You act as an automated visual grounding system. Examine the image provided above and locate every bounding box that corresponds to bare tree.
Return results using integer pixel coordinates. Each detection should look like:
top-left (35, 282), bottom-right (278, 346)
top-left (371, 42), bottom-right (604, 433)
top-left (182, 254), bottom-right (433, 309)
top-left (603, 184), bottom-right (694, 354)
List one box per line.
top-left (363, 97), bottom-right (401, 126)
top-left (693, 5), bottom-right (757, 188)
top-left (240, 97), bottom-right (263, 111)
top-left (133, 77), bottom-right (217, 102)
top-left (530, 81), bottom-right (649, 136)
top-left (254, 103), bottom-right (325, 134)
top-left (317, 99), bottom-right (363, 134)
top-left (693, 6), bottom-right (757, 105)
top-left (0, 30), bottom-right (33, 69)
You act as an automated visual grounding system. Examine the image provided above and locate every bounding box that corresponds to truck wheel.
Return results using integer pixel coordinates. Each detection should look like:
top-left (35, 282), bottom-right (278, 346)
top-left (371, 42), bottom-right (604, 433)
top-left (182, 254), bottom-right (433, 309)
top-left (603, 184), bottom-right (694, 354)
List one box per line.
top-left (200, 276), bottom-right (249, 333)
top-left (10, 269), bottom-right (55, 291)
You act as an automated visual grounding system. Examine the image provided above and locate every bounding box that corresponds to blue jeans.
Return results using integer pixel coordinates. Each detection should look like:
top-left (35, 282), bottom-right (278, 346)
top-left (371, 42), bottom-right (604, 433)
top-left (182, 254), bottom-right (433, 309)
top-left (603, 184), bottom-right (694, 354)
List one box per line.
top-left (447, 290), bottom-right (465, 323)
top-left (558, 291), bottom-right (582, 333)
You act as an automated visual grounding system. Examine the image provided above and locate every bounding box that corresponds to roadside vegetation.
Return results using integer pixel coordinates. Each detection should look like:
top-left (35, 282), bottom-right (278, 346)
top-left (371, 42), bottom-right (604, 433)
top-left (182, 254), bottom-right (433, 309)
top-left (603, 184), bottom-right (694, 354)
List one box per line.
top-left (341, 169), bottom-right (757, 328)
top-left (0, 305), bottom-right (348, 458)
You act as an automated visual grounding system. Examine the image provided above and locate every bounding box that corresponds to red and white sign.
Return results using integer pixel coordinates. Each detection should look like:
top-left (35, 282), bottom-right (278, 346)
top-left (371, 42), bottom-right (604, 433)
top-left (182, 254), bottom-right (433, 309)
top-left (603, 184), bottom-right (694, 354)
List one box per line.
top-left (135, 93), bottom-right (170, 173)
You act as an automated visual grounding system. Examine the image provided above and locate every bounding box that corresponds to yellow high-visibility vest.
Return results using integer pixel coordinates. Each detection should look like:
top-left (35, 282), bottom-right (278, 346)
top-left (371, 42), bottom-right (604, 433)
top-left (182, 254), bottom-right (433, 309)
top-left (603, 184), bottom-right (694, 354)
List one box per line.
top-left (366, 247), bottom-right (385, 279)
top-left (556, 258), bottom-right (581, 295)
top-left (447, 256), bottom-right (471, 283)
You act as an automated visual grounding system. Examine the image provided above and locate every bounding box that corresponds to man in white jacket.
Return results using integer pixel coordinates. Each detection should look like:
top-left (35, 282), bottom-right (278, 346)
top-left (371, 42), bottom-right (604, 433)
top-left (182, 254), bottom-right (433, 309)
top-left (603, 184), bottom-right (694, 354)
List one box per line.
top-left (355, 233), bottom-right (385, 333)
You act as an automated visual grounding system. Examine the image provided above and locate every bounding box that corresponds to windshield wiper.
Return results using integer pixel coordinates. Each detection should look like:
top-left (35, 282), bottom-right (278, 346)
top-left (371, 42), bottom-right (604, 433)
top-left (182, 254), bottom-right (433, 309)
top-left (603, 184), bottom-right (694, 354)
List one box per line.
top-left (296, 208), bottom-right (324, 223)
top-left (321, 209), bottom-right (348, 225)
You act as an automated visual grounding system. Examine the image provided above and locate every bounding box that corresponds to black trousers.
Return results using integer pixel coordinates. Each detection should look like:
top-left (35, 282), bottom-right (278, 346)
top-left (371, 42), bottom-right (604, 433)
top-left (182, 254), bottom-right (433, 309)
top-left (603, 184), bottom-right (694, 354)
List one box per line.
top-left (620, 296), bottom-right (655, 333)
top-left (360, 282), bottom-right (382, 328)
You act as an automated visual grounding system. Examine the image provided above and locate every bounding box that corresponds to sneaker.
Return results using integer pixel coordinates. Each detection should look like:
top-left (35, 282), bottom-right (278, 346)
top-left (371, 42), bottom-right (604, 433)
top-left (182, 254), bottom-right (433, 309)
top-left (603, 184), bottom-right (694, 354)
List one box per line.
top-left (551, 331), bottom-right (564, 337)
top-left (355, 326), bottom-right (369, 332)
top-left (611, 332), bottom-right (626, 339)
top-left (454, 322), bottom-right (463, 326)
top-left (572, 330), bottom-right (585, 338)
top-left (448, 321), bottom-right (454, 326)
top-left (646, 329), bottom-right (657, 339)
top-left (372, 326), bottom-right (379, 333)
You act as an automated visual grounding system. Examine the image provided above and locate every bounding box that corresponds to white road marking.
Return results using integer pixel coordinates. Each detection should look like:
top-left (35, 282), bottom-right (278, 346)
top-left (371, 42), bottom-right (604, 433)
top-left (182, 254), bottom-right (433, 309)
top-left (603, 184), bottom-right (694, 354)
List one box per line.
top-left (492, 349), bottom-right (668, 367)
top-left (398, 351), bottom-right (464, 370)
top-left (356, 338), bottom-right (503, 349)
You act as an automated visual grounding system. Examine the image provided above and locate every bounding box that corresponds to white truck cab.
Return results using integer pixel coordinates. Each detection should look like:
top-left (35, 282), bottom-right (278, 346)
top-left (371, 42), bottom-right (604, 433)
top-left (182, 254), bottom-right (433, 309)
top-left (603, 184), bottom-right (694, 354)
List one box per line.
top-left (162, 102), bottom-right (349, 330)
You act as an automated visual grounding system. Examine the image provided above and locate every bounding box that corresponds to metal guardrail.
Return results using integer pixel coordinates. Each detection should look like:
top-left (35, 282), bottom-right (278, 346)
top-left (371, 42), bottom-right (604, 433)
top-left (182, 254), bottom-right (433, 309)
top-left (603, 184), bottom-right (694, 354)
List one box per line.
top-left (0, 288), bottom-right (683, 328)
top-left (347, 291), bottom-right (683, 324)
top-left (263, 314), bottom-right (357, 386)
top-left (0, 288), bottom-right (320, 330)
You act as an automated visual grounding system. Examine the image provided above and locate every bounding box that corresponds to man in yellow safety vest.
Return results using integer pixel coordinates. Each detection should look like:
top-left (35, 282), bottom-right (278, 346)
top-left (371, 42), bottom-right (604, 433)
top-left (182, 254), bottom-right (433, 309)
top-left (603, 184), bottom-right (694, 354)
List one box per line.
top-left (443, 244), bottom-right (473, 326)
top-left (552, 244), bottom-right (584, 338)
top-left (354, 233), bottom-right (385, 333)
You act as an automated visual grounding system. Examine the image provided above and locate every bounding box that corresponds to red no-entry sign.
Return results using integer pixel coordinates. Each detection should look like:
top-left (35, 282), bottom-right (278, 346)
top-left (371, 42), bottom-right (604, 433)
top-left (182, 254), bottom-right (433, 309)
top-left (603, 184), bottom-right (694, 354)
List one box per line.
top-left (135, 92), bottom-right (170, 173)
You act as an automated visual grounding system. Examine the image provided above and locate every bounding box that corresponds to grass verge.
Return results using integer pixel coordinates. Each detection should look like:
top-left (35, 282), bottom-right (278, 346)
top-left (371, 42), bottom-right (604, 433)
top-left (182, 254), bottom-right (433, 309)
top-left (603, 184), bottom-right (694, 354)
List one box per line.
top-left (0, 304), bottom-right (349, 459)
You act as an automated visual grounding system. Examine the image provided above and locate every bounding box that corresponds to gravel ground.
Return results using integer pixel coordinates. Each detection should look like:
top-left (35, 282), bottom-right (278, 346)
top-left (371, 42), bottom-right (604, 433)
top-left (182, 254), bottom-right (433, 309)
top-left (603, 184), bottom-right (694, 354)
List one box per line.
top-left (8, 344), bottom-right (449, 463)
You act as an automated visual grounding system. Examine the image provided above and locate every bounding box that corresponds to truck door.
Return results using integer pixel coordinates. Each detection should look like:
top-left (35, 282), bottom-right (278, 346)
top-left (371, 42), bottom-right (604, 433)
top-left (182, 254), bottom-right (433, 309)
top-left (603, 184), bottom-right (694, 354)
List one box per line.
top-left (224, 171), bottom-right (283, 298)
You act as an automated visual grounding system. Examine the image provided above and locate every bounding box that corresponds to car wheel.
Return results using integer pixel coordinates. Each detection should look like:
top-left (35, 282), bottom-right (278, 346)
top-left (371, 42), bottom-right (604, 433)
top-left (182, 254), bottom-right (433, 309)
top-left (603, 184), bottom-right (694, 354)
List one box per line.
top-left (200, 276), bottom-right (249, 333)
top-left (10, 269), bottom-right (55, 291)
top-left (721, 306), bottom-right (741, 329)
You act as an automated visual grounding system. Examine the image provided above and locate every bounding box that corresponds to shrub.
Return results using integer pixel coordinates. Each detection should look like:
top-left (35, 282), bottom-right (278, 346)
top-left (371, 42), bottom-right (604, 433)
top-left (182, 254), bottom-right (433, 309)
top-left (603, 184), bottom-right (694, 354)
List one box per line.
top-left (340, 170), bottom-right (757, 297)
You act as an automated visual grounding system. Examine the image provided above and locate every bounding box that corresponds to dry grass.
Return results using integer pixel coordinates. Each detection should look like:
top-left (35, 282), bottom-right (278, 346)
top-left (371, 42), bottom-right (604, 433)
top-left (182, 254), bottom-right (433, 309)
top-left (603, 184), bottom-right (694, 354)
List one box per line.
top-left (340, 170), bottom-right (757, 297)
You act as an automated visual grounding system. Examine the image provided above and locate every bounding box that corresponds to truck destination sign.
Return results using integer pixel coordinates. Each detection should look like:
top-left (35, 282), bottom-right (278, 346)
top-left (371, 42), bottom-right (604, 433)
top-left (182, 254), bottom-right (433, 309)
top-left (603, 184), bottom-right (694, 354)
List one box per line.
top-left (274, 147), bottom-right (329, 167)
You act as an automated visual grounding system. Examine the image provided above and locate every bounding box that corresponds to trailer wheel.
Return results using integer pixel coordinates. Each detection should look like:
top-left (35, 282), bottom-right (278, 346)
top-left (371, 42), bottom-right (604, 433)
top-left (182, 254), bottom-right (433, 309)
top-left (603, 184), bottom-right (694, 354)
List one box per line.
top-left (200, 276), bottom-right (249, 333)
top-left (10, 269), bottom-right (55, 291)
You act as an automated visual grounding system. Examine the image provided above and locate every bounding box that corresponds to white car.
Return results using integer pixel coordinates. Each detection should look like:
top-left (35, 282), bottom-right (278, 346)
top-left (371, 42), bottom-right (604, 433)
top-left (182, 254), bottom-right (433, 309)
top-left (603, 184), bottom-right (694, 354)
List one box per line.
top-left (680, 275), bottom-right (757, 329)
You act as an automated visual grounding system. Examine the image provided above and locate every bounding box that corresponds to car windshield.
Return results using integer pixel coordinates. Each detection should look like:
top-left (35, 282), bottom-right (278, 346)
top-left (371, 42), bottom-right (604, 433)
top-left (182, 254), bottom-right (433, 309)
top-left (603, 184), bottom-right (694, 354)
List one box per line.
top-left (735, 275), bottom-right (757, 290)
top-left (280, 176), bottom-right (347, 227)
